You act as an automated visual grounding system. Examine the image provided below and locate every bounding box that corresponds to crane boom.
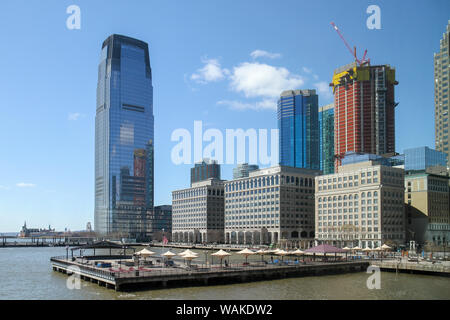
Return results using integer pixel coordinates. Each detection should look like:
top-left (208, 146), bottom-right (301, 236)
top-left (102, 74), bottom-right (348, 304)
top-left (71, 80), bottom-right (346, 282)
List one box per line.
top-left (330, 22), bottom-right (369, 66)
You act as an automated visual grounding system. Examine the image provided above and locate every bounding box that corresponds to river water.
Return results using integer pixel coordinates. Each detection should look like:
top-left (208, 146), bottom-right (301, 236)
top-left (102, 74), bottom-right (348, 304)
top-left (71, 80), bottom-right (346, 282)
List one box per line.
top-left (0, 247), bottom-right (449, 300)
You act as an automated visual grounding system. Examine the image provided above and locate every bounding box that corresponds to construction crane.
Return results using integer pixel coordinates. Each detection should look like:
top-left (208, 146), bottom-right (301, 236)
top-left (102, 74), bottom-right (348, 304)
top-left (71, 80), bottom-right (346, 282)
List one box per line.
top-left (330, 22), bottom-right (370, 66)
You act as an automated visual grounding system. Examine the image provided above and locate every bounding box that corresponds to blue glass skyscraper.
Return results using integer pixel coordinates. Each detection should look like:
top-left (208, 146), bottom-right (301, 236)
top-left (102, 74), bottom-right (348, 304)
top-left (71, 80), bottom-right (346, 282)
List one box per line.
top-left (277, 89), bottom-right (320, 170)
top-left (95, 35), bottom-right (154, 240)
top-left (319, 103), bottom-right (335, 174)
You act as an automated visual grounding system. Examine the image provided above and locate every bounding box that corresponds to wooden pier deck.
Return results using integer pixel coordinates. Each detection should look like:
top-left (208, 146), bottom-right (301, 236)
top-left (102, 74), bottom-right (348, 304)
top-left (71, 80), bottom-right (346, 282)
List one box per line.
top-left (50, 256), bottom-right (369, 292)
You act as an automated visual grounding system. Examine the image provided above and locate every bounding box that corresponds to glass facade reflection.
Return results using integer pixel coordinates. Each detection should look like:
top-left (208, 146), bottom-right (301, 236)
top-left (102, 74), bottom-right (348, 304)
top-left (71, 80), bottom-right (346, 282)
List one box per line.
top-left (319, 103), bottom-right (335, 174)
top-left (404, 146), bottom-right (447, 171)
top-left (278, 89), bottom-right (320, 170)
top-left (95, 35), bottom-right (154, 240)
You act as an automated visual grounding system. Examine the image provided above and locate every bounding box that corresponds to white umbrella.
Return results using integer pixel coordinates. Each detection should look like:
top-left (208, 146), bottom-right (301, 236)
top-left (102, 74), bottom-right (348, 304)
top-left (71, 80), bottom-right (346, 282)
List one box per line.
top-left (255, 249), bottom-right (267, 262)
top-left (352, 246), bottom-right (362, 251)
top-left (211, 249), bottom-right (231, 267)
top-left (275, 249), bottom-right (289, 261)
top-left (381, 244), bottom-right (392, 250)
top-left (237, 248), bottom-right (255, 264)
top-left (135, 248), bottom-right (155, 257)
top-left (342, 247), bottom-right (351, 251)
top-left (182, 252), bottom-right (198, 268)
top-left (362, 247), bottom-right (372, 252)
top-left (162, 250), bottom-right (177, 259)
top-left (178, 249), bottom-right (197, 257)
top-left (374, 247), bottom-right (382, 251)
top-left (292, 249), bottom-right (304, 256)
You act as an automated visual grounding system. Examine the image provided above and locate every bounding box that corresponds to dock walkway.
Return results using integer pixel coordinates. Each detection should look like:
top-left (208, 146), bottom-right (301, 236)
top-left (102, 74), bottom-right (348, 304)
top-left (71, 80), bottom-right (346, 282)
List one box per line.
top-left (370, 259), bottom-right (450, 277)
top-left (51, 256), bottom-right (369, 291)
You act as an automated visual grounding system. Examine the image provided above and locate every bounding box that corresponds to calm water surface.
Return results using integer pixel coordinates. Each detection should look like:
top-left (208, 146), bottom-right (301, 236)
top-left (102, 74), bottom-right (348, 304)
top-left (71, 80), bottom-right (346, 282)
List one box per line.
top-left (1, 247), bottom-right (449, 300)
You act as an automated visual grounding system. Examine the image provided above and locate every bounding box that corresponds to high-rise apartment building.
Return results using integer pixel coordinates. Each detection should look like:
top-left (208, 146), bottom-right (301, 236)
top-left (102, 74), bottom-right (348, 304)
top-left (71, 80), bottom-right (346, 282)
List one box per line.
top-left (435, 21), bottom-right (450, 168)
top-left (233, 163), bottom-right (259, 179)
top-left (149, 205), bottom-right (172, 241)
top-left (224, 166), bottom-right (320, 247)
top-left (95, 35), bottom-right (154, 241)
top-left (330, 63), bottom-right (398, 168)
top-left (405, 171), bottom-right (450, 246)
top-left (315, 160), bottom-right (405, 249)
top-left (190, 159), bottom-right (221, 186)
top-left (319, 103), bottom-right (335, 174)
top-left (278, 90), bottom-right (320, 170)
top-left (172, 179), bottom-right (225, 243)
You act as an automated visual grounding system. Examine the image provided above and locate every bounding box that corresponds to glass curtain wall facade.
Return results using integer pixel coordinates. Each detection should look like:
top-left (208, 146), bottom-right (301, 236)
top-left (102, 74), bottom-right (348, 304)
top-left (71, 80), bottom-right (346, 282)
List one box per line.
top-left (404, 146), bottom-right (448, 171)
top-left (434, 21), bottom-right (450, 167)
top-left (278, 90), bottom-right (320, 170)
top-left (95, 34), bottom-right (154, 241)
top-left (319, 103), bottom-right (335, 174)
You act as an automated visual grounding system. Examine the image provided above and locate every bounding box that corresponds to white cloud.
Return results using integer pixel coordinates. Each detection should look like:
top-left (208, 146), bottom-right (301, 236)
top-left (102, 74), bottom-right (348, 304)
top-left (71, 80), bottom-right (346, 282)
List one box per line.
top-left (191, 58), bottom-right (229, 84)
top-left (68, 113), bottom-right (84, 121)
top-left (217, 98), bottom-right (277, 111)
top-left (16, 183), bottom-right (36, 188)
top-left (0, 185), bottom-right (10, 190)
top-left (250, 50), bottom-right (282, 60)
top-left (314, 81), bottom-right (332, 99)
top-left (230, 62), bottom-right (305, 99)
top-left (302, 67), bottom-right (312, 74)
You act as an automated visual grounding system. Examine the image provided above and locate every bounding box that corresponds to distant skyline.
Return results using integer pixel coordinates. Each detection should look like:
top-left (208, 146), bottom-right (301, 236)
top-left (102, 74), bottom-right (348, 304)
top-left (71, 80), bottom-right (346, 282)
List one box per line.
top-left (0, 0), bottom-right (449, 232)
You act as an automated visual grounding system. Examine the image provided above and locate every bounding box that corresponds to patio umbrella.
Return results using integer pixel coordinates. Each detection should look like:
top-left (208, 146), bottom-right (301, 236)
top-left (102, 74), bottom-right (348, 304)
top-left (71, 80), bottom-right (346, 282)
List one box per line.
top-left (381, 244), bottom-right (392, 250)
top-left (162, 250), bottom-right (177, 259)
top-left (182, 252), bottom-right (198, 268)
top-left (255, 249), bottom-right (267, 262)
top-left (342, 247), bottom-right (351, 251)
top-left (135, 248), bottom-right (156, 257)
top-left (178, 249), bottom-right (197, 257)
top-left (134, 248), bottom-right (155, 266)
top-left (362, 247), bottom-right (372, 252)
top-left (352, 246), bottom-right (362, 251)
top-left (275, 249), bottom-right (289, 261)
top-left (292, 249), bottom-right (304, 255)
top-left (237, 248), bottom-right (255, 264)
top-left (211, 249), bottom-right (231, 267)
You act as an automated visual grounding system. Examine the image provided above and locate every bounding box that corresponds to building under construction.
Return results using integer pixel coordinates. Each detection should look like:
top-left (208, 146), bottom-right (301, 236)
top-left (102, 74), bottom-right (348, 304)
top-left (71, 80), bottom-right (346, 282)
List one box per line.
top-left (330, 62), bottom-right (398, 169)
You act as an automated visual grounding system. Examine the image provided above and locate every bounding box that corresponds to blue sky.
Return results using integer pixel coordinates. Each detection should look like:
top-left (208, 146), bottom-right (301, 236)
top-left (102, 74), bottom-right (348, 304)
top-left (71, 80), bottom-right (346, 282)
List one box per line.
top-left (0, 0), bottom-right (448, 232)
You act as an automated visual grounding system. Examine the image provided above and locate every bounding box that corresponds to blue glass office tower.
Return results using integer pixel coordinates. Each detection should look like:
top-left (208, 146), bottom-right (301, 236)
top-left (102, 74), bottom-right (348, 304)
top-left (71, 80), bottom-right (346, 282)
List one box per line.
top-left (404, 146), bottom-right (448, 171)
top-left (319, 103), bottom-right (335, 174)
top-left (278, 90), bottom-right (320, 170)
top-left (95, 35), bottom-right (154, 240)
